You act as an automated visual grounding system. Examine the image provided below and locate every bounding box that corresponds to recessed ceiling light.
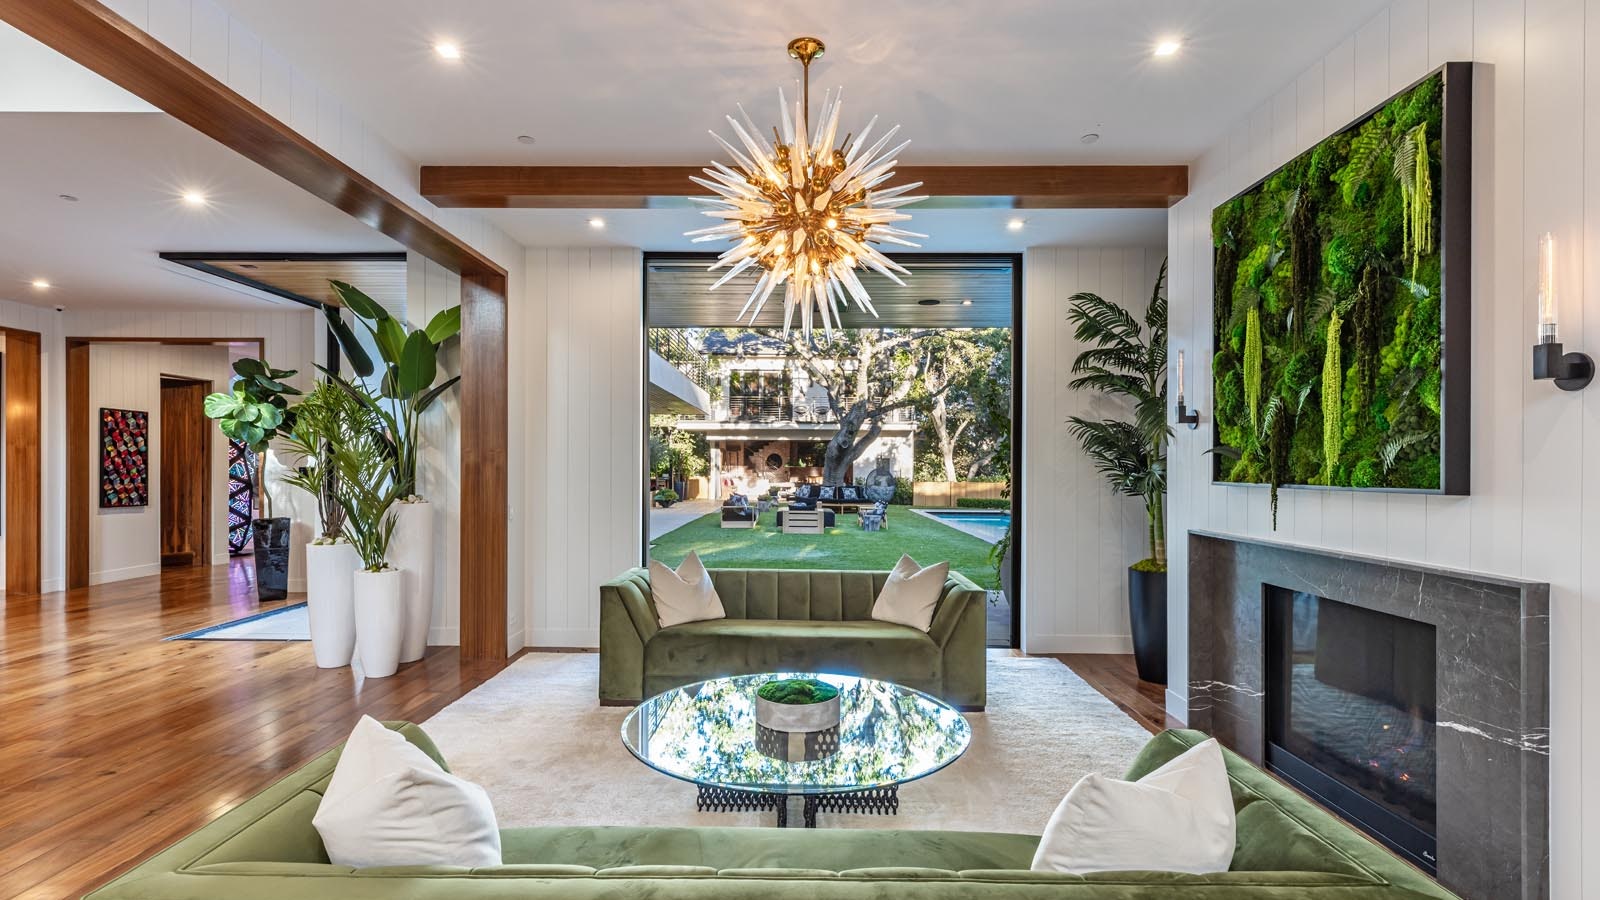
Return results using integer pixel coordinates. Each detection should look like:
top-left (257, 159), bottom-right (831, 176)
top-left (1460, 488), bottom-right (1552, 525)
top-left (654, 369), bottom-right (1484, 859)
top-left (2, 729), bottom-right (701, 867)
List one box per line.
top-left (31, 279), bottom-right (50, 290)
top-left (434, 41), bottom-right (461, 60)
top-left (58, 193), bottom-right (79, 202)
top-left (181, 190), bottom-right (208, 206)
top-left (1006, 218), bottom-right (1025, 232)
top-left (588, 217), bottom-right (606, 229)
top-left (1153, 39), bottom-right (1182, 57)
top-left (516, 134), bottom-right (536, 145)
top-left (962, 299), bottom-right (973, 306)
top-left (1080, 132), bottom-right (1100, 145)
top-left (917, 298), bottom-right (941, 306)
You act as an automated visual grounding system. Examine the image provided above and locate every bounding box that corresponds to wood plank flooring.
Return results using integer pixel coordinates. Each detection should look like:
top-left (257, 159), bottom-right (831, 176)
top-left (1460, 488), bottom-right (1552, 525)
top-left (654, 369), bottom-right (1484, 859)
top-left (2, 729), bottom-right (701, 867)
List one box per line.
top-left (1047, 653), bottom-right (1186, 734)
top-left (0, 560), bottom-right (512, 899)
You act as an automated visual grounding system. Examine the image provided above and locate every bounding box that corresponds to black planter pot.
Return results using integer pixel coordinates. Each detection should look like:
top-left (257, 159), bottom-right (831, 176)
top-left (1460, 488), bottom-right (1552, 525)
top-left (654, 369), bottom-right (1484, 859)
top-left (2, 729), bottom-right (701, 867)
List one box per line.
top-left (252, 517), bottom-right (292, 601)
top-left (1127, 566), bottom-right (1168, 685)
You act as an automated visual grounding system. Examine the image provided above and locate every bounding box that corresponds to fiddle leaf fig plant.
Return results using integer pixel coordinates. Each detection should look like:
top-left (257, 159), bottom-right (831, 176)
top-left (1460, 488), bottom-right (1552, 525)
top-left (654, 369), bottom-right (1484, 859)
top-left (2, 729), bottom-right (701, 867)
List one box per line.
top-left (203, 358), bottom-right (301, 517)
top-left (320, 280), bottom-right (461, 499)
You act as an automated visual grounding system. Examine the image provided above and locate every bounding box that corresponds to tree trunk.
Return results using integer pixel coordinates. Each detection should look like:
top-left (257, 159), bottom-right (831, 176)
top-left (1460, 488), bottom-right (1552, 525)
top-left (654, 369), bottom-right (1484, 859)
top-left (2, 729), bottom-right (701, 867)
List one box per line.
top-left (822, 406), bottom-right (881, 484)
top-left (930, 395), bottom-right (959, 482)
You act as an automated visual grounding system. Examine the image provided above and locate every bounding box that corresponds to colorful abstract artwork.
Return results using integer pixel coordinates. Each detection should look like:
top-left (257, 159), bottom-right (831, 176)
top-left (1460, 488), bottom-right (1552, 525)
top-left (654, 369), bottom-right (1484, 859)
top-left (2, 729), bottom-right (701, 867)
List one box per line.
top-left (227, 438), bottom-right (255, 554)
top-left (99, 407), bottom-right (149, 508)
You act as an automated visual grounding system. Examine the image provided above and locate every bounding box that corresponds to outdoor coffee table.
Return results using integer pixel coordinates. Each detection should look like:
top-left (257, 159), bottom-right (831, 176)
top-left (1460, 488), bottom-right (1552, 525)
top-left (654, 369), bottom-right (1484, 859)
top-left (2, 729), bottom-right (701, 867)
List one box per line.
top-left (620, 673), bottom-right (971, 828)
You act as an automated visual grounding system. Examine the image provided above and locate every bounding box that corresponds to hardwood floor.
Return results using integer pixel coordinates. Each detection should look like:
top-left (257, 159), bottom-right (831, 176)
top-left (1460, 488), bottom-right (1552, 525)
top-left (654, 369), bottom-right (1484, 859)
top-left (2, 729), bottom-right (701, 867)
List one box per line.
top-left (1049, 653), bottom-right (1185, 734)
top-left (0, 560), bottom-right (512, 900)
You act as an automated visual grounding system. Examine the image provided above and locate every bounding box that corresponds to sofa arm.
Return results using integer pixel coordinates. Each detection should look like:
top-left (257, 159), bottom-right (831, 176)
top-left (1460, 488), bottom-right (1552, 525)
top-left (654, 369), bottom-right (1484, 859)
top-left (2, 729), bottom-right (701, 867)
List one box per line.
top-left (599, 569), bottom-right (658, 704)
top-left (929, 572), bottom-right (988, 710)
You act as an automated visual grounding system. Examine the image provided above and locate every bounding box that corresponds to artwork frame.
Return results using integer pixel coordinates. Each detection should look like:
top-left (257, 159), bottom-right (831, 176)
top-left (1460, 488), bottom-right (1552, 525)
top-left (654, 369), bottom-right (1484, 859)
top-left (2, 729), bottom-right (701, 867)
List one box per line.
top-left (1210, 62), bottom-right (1472, 501)
top-left (99, 406), bottom-right (150, 508)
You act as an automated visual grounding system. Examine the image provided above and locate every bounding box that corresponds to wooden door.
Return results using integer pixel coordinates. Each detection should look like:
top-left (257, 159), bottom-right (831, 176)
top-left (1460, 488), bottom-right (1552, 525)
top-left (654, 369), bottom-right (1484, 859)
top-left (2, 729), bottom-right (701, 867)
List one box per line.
top-left (159, 378), bottom-right (210, 567)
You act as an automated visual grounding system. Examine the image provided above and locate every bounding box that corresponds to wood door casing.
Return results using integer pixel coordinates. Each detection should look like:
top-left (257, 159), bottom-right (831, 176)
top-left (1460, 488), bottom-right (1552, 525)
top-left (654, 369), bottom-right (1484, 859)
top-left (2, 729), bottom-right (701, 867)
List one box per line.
top-left (6, 328), bottom-right (41, 594)
top-left (158, 378), bottom-right (210, 567)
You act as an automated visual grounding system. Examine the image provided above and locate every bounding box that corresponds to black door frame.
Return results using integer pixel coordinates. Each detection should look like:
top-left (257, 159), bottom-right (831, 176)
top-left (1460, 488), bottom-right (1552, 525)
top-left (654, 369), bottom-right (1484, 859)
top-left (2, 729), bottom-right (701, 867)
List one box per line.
top-left (639, 251), bottom-right (1025, 649)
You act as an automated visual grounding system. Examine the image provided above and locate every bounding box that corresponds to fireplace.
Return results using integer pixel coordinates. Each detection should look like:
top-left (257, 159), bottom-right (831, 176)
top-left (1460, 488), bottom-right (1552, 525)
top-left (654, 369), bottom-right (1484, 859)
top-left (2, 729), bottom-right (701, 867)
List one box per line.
top-left (1187, 531), bottom-right (1549, 900)
top-left (1265, 587), bottom-right (1437, 873)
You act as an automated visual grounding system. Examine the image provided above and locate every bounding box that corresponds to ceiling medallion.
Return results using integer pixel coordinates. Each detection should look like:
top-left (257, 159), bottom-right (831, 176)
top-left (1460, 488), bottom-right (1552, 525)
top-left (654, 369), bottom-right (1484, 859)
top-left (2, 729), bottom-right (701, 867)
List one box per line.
top-left (686, 36), bottom-right (926, 342)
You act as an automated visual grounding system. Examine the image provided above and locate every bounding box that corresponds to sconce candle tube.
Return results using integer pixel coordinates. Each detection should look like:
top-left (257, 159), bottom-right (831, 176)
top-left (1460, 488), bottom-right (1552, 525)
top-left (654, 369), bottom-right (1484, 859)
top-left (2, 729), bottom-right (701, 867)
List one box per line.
top-left (1537, 232), bottom-right (1559, 344)
top-left (1174, 348), bottom-right (1200, 427)
top-left (1530, 231), bottom-right (1594, 391)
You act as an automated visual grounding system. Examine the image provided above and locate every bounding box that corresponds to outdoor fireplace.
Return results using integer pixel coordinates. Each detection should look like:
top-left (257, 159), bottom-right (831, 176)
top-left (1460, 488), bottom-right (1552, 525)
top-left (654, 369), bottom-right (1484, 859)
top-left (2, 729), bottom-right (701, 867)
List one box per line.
top-left (1265, 586), bottom-right (1437, 873)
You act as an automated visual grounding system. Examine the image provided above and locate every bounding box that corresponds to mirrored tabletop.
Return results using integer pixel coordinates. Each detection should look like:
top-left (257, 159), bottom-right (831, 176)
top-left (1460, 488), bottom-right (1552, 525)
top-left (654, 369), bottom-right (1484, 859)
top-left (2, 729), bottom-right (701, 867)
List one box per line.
top-left (620, 673), bottom-right (971, 796)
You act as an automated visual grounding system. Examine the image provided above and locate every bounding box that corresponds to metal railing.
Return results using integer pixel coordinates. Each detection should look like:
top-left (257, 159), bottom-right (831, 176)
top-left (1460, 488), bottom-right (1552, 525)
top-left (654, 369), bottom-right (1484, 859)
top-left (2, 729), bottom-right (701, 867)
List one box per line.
top-left (649, 330), bottom-right (713, 393)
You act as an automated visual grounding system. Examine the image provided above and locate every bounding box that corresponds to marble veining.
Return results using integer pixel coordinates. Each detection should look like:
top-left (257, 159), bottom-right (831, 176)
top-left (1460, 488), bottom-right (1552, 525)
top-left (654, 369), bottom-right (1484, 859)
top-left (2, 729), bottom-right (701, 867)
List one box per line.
top-left (1187, 531), bottom-right (1549, 900)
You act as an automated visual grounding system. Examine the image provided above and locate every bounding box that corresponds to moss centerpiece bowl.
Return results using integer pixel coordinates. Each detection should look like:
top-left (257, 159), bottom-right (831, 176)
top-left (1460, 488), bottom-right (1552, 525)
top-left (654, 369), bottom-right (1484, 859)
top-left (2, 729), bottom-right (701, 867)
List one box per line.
top-left (754, 677), bottom-right (841, 733)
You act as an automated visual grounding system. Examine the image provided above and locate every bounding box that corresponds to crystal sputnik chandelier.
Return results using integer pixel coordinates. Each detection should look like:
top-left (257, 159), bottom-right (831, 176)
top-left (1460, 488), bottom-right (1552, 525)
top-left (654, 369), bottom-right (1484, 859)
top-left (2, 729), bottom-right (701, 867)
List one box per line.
top-left (686, 36), bottom-right (926, 342)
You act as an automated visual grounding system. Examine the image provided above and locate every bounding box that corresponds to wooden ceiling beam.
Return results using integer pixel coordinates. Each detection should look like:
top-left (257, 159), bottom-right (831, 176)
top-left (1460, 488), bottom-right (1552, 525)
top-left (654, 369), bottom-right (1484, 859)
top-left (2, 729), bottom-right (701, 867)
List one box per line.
top-left (420, 165), bottom-right (1189, 209)
top-left (0, 0), bottom-right (502, 277)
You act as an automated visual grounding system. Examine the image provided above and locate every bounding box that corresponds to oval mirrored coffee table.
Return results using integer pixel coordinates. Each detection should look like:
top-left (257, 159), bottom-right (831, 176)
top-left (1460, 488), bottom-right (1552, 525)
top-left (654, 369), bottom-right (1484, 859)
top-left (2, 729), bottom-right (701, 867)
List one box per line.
top-left (620, 673), bottom-right (971, 828)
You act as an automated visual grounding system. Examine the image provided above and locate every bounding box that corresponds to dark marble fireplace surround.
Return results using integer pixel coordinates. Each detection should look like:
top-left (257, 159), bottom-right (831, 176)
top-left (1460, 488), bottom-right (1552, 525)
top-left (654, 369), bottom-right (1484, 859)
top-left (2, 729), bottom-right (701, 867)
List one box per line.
top-left (1187, 531), bottom-right (1549, 900)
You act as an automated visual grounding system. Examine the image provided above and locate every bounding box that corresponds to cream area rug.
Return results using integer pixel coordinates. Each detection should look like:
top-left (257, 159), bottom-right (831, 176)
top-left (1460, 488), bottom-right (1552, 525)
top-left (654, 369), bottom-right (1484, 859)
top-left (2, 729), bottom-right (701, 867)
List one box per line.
top-left (422, 652), bottom-right (1154, 834)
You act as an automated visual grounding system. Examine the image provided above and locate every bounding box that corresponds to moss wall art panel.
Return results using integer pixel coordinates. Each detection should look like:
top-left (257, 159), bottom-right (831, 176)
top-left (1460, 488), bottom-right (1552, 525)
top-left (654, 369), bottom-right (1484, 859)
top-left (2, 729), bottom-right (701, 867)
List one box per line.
top-left (1211, 63), bottom-right (1471, 513)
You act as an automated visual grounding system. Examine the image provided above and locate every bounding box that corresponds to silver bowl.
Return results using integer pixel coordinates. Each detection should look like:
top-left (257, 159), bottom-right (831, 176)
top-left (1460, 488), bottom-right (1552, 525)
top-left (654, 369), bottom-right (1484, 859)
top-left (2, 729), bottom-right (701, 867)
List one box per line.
top-left (754, 693), bottom-right (841, 733)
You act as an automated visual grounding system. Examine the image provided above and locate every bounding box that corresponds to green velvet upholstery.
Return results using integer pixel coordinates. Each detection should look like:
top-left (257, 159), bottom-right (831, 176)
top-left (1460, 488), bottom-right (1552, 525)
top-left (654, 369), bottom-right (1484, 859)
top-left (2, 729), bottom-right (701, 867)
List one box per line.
top-left (86, 724), bottom-right (1460, 899)
top-left (599, 566), bottom-right (989, 709)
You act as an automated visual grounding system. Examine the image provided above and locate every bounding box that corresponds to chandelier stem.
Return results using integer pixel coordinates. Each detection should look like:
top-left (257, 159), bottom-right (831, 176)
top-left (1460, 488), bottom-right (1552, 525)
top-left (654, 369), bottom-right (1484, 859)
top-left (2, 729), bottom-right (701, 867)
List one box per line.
top-left (787, 37), bottom-right (825, 128)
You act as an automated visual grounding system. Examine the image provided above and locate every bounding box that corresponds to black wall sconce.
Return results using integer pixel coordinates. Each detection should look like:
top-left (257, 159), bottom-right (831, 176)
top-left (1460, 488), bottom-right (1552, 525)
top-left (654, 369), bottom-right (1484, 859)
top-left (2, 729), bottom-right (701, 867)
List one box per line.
top-left (1174, 350), bottom-right (1200, 428)
top-left (1532, 233), bottom-right (1594, 391)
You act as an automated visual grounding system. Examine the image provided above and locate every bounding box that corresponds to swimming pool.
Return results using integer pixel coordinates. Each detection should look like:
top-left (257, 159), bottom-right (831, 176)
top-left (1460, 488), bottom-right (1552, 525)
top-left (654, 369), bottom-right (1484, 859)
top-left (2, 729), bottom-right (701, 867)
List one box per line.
top-left (920, 510), bottom-right (1011, 544)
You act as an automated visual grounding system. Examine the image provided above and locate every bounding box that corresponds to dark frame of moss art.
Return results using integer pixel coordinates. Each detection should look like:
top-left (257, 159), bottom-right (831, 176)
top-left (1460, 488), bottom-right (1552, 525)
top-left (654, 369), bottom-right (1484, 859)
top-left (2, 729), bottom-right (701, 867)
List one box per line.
top-left (1210, 62), bottom-right (1471, 498)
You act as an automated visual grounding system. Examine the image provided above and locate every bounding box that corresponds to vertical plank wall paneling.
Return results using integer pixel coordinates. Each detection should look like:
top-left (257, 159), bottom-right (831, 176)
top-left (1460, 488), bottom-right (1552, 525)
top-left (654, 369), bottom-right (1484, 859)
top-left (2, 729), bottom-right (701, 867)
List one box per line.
top-left (521, 248), bottom-right (642, 648)
top-left (85, 343), bottom-right (232, 584)
top-left (1165, 2), bottom-right (1599, 894)
top-left (1021, 246), bottom-right (1165, 653)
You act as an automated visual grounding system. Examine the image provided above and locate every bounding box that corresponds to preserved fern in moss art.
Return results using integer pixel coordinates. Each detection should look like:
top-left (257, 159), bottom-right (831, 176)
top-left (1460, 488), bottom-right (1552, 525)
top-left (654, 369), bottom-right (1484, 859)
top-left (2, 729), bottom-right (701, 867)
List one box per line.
top-left (1211, 67), bottom-right (1471, 518)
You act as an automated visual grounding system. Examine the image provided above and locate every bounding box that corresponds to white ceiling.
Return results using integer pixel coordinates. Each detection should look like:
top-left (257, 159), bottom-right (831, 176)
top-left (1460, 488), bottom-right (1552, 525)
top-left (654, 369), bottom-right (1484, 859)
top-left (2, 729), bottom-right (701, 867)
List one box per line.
top-left (483, 207), bottom-right (1166, 252)
top-left (219, 0), bottom-right (1388, 166)
top-left (0, 111), bottom-right (401, 311)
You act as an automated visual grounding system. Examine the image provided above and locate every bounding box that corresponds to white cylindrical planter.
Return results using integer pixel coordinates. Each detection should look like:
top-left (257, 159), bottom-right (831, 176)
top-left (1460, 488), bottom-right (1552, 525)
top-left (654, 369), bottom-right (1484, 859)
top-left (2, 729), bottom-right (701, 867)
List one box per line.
top-left (390, 500), bottom-right (436, 663)
top-left (353, 568), bottom-right (404, 678)
top-left (304, 541), bottom-right (359, 668)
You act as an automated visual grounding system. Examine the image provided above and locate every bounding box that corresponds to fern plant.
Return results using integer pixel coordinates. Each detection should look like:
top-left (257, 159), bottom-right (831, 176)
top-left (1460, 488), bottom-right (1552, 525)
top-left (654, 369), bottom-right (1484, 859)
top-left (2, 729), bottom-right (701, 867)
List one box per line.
top-left (1066, 262), bottom-right (1171, 569)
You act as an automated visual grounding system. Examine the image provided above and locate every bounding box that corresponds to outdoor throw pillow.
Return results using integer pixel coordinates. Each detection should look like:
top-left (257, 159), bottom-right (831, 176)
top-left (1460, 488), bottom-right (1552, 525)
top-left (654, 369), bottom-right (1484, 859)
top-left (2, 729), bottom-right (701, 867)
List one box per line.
top-left (648, 550), bottom-right (725, 628)
top-left (313, 716), bottom-right (502, 869)
top-left (870, 554), bottom-right (949, 632)
top-left (820, 485), bottom-right (837, 500)
top-left (1031, 738), bottom-right (1236, 874)
top-left (841, 485), bottom-right (860, 501)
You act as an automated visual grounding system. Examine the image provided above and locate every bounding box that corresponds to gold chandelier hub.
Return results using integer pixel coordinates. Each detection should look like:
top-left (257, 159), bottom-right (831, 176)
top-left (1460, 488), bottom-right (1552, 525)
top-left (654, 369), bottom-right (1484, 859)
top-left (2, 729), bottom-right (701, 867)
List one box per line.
top-left (786, 37), bottom-right (825, 65)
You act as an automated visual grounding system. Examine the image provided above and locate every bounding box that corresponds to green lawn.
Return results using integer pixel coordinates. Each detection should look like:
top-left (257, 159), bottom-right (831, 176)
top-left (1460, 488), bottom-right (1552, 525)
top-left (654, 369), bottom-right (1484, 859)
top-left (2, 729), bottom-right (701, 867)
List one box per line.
top-left (649, 509), bottom-right (1000, 590)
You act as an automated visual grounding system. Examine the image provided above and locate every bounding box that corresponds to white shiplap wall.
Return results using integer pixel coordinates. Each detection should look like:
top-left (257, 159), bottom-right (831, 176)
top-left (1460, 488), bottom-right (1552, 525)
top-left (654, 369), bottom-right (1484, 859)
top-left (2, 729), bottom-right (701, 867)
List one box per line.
top-left (86, 342), bottom-right (233, 582)
top-left (1022, 247), bottom-right (1166, 653)
top-left (1166, 2), bottom-right (1597, 895)
top-left (521, 248), bottom-right (642, 648)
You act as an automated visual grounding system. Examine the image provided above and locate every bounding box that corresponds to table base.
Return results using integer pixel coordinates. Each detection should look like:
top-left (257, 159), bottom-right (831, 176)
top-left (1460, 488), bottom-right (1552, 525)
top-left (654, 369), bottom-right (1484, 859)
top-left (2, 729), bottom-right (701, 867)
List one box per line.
top-left (696, 785), bottom-right (900, 828)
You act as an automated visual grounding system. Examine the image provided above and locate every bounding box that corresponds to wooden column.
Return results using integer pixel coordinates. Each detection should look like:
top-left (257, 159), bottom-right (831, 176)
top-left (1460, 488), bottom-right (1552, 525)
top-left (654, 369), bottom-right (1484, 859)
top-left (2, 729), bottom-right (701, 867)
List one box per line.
top-left (66, 339), bottom-right (89, 590)
top-left (460, 271), bottom-right (509, 660)
top-left (6, 329), bottom-right (42, 595)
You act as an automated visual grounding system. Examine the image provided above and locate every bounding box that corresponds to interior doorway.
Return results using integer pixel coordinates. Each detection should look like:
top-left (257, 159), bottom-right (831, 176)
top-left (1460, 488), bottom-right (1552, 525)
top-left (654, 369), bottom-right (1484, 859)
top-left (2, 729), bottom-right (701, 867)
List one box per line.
top-left (158, 376), bottom-right (212, 568)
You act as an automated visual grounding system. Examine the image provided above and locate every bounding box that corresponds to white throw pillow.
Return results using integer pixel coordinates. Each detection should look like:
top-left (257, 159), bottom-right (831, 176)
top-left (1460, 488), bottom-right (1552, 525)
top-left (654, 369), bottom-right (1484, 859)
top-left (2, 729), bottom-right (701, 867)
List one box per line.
top-left (648, 551), bottom-right (725, 628)
top-left (313, 716), bottom-right (502, 869)
top-left (1031, 738), bottom-right (1236, 875)
top-left (870, 554), bottom-right (950, 632)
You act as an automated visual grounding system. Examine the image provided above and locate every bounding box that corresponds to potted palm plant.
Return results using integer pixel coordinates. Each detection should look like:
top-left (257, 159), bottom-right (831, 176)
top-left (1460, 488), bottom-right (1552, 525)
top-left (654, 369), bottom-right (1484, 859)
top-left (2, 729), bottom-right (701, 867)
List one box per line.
top-left (1065, 262), bottom-right (1170, 684)
top-left (331, 408), bottom-right (405, 677)
top-left (203, 359), bottom-right (300, 601)
top-left (322, 280), bottom-right (460, 664)
top-left (279, 379), bottom-right (370, 668)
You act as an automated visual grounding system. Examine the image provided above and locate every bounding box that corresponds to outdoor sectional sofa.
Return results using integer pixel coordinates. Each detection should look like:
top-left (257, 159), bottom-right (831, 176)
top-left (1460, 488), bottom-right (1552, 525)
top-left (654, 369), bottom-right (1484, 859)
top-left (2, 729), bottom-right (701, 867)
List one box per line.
top-left (84, 724), bottom-right (1459, 899)
top-left (599, 565), bottom-right (988, 709)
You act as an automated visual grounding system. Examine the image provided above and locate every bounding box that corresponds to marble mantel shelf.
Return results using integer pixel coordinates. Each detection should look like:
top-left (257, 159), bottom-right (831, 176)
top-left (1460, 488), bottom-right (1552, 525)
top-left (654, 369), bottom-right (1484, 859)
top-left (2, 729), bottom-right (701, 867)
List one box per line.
top-left (1188, 529), bottom-right (1548, 595)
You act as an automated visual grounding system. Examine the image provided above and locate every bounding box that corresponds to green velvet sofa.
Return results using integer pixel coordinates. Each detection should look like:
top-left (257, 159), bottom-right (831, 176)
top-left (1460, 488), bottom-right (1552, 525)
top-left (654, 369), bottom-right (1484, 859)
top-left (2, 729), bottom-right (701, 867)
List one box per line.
top-left (85, 724), bottom-right (1458, 899)
top-left (599, 566), bottom-right (989, 709)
